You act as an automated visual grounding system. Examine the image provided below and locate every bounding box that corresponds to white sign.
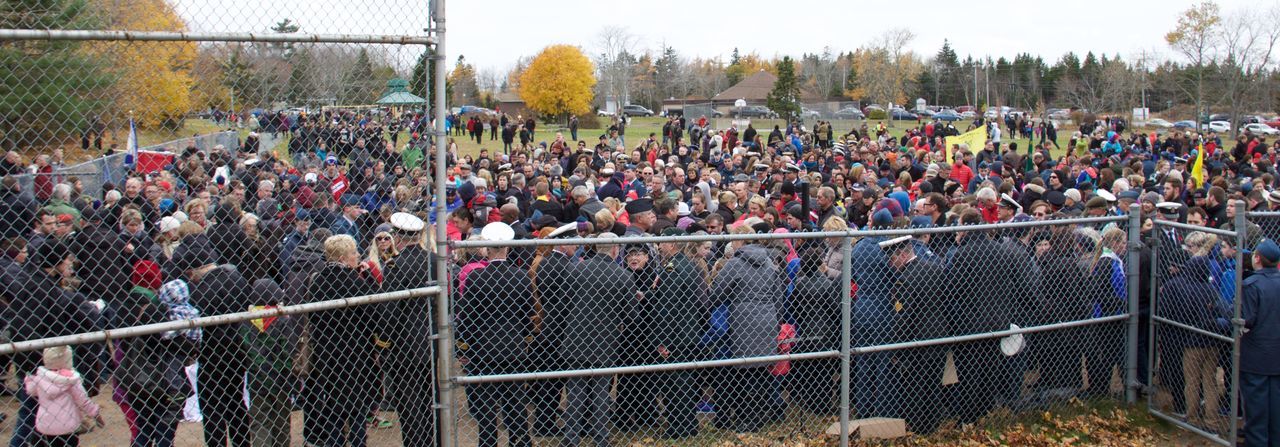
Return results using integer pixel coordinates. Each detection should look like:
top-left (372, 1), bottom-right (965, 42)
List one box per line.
top-left (1133, 108), bottom-right (1150, 121)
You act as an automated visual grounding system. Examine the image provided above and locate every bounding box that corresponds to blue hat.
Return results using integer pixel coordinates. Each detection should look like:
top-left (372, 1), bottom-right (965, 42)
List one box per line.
top-left (871, 208), bottom-right (894, 227)
top-left (1117, 190), bottom-right (1141, 201)
top-left (295, 209), bottom-right (312, 221)
top-left (909, 215), bottom-right (934, 229)
top-left (1257, 239), bottom-right (1280, 263)
top-left (340, 194), bottom-right (360, 207)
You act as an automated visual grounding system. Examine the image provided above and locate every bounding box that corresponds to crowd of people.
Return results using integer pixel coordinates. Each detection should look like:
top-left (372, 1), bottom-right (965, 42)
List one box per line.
top-left (2, 105), bottom-right (1280, 445)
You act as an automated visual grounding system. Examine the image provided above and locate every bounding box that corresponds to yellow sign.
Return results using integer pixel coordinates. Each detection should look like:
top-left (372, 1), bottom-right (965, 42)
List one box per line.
top-left (944, 126), bottom-right (988, 164)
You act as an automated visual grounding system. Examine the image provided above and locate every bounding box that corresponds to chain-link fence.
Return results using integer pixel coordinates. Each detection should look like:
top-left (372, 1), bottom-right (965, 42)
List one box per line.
top-left (447, 215), bottom-right (1140, 446)
top-left (1147, 218), bottom-right (1243, 446)
top-left (10, 131), bottom-right (241, 202)
top-left (1, 0), bottom-right (447, 445)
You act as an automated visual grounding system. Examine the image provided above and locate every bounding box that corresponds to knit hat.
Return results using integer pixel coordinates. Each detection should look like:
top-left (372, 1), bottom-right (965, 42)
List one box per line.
top-left (42, 345), bottom-right (73, 371)
top-left (132, 260), bottom-right (163, 290)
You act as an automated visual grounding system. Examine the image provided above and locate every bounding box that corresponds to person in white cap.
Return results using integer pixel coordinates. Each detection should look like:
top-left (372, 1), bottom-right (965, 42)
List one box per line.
top-left (380, 212), bottom-right (439, 447)
top-left (880, 235), bottom-right (948, 433)
top-left (559, 233), bottom-right (632, 446)
top-left (457, 222), bottom-right (532, 447)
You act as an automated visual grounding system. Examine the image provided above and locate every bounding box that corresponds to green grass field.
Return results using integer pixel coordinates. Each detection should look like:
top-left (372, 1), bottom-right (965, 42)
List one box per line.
top-left (435, 116), bottom-right (1084, 163)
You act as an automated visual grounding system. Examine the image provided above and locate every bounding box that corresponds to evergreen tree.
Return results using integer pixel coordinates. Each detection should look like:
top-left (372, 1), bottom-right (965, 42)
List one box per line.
top-left (0, 0), bottom-right (113, 150)
top-left (341, 49), bottom-right (376, 104)
top-left (767, 56), bottom-right (801, 119)
top-left (726, 47), bottom-right (744, 85)
top-left (411, 48), bottom-right (451, 108)
top-left (286, 48), bottom-right (314, 105)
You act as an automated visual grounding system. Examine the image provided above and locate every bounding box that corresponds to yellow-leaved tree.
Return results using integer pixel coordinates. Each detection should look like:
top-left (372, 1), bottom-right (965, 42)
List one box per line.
top-left (93, 0), bottom-right (196, 130)
top-left (518, 45), bottom-right (596, 120)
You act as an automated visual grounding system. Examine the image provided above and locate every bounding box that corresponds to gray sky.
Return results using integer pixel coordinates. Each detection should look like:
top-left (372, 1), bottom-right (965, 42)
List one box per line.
top-left (178, 0), bottom-right (1263, 72)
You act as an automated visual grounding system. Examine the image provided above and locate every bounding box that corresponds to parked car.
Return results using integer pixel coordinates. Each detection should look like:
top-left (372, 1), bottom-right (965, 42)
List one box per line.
top-left (959, 111), bottom-right (977, 119)
top-left (622, 104), bottom-right (654, 117)
top-left (890, 108), bottom-right (918, 120)
top-left (1202, 121), bottom-right (1231, 133)
top-left (955, 105), bottom-right (976, 113)
top-left (597, 109), bottom-right (615, 117)
top-left (1146, 118), bottom-right (1174, 128)
top-left (1243, 123), bottom-right (1280, 136)
top-left (834, 107), bottom-right (865, 120)
top-left (862, 104), bottom-right (885, 115)
top-left (983, 108), bottom-right (1001, 119)
top-left (915, 108), bottom-right (935, 118)
top-left (1173, 120), bottom-right (1197, 130)
top-left (800, 107), bottom-right (822, 120)
top-left (1048, 109), bottom-right (1072, 120)
top-left (732, 105), bottom-right (778, 119)
top-left (933, 110), bottom-right (961, 121)
top-left (1266, 118), bottom-right (1280, 128)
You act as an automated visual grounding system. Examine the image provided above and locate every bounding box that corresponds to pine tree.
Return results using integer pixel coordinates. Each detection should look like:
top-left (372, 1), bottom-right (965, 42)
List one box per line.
top-left (0, 0), bottom-right (113, 149)
top-left (411, 48), bottom-right (451, 108)
top-left (726, 47), bottom-right (744, 86)
top-left (767, 56), bottom-right (801, 120)
top-left (341, 49), bottom-right (375, 104)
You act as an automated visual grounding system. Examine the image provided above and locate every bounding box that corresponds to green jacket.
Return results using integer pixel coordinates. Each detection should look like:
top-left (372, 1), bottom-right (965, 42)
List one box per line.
top-left (42, 199), bottom-right (80, 227)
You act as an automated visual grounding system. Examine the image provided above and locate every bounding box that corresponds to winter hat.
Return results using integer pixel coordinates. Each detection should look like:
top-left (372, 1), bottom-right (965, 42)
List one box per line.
top-left (42, 345), bottom-right (73, 371)
top-left (132, 260), bottom-right (163, 291)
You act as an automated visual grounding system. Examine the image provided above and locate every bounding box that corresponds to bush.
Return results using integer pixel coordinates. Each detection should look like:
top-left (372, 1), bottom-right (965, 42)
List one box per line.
top-left (576, 113), bottom-right (602, 129)
top-left (868, 109), bottom-right (888, 120)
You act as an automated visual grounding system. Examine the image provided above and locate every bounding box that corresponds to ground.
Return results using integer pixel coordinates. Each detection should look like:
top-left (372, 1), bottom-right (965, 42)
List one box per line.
top-left (0, 382), bottom-right (1222, 446)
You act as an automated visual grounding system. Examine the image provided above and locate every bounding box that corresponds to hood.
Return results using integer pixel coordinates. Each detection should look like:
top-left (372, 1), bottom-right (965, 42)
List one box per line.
top-left (1181, 256), bottom-right (1213, 283)
top-left (252, 278), bottom-right (282, 304)
top-left (33, 367), bottom-right (83, 395)
top-left (736, 244), bottom-right (774, 268)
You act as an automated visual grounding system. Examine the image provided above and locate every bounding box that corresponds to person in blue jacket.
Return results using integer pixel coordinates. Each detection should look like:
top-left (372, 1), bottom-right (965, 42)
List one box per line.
top-left (852, 209), bottom-right (897, 419)
top-left (1241, 239), bottom-right (1280, 446)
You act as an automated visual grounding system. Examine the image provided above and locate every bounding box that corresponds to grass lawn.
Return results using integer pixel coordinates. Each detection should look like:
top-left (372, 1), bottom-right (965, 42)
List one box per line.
top-left (434, 116), bottom-right (1086, 163)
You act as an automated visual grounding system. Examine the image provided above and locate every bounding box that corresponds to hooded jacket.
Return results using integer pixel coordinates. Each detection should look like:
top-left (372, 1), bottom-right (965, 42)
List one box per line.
top-left (25, 367), bottom-right (100, 436)
top-left (708, 244), bottom-right (783, 362)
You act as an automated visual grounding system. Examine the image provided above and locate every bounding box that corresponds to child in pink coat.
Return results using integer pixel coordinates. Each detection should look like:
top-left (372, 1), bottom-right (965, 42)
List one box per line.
top-left (24, 345), bottom-right (104, 447)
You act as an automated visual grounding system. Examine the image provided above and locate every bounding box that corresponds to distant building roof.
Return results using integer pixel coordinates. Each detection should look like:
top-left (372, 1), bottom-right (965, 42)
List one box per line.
top-left (712, 70), bottom-right (777, 102)
top-left (377, 91), bottom-right (426, 105)
top-left (495, 91), bottom-right (523, 103)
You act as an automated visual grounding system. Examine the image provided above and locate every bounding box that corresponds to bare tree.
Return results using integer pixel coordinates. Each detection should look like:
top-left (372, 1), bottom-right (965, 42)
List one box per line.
top-left (1218, 6), bottom-right (1280, 137)
top-left (1166, 1), bottom-right (1222, 123)
top-left (594, 26), bottom-right (639, 109)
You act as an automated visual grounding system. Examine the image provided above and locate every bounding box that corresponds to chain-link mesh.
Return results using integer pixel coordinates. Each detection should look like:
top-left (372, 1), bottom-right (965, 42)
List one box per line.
top-left (1148, 220), bottom-right (1239, 444)
top-left (447, 216), bottom-right (1137, 446)
top-left (1, 0), bottom-right (442, 445)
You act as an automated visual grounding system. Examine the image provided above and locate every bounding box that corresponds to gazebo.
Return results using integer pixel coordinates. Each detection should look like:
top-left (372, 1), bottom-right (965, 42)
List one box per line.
top-left (377, 79), bottom-right (427, 106)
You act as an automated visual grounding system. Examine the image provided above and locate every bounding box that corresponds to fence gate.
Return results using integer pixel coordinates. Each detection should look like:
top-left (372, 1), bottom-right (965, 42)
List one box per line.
top-left (1147, 216), bottom-right (1244, 446)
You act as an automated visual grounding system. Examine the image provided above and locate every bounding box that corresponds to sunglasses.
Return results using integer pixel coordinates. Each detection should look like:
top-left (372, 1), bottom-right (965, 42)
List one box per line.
top-left (376, 236), bottom-right (392, 241)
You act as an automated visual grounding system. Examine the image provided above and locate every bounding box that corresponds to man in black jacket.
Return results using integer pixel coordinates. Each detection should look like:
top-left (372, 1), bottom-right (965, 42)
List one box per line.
top-left (560, 233), bottom-right (631, 447)
top-left (648, 228), bottom-right (705, 439)
top-left (0, 176), bottom-right (34, 241)
top-left (529, 223), bottom-right (579, 437)
top-left (175, 239), bottom-right (253, 447)
top-left (458, 222), bottom-right (532, 447)
top-left (884, 236), bottom-right (948, 434)
top-left (382, 213), bottom-right (439, 447)
top-left (9, 240), bottom-right (86, 447)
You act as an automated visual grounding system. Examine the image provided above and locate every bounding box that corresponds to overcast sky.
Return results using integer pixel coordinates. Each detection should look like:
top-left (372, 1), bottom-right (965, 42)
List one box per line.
top-left (178, 0), bottom-right (1264, 72)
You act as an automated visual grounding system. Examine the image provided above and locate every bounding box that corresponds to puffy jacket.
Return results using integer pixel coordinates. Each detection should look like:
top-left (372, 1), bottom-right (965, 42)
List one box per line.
top-left (25, 367), bottom-right (100, 436)
top-left (708, 244), bottom-right (783, 362)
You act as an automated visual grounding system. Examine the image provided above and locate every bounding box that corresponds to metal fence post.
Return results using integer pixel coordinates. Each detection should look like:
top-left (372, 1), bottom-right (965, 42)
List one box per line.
top-left (1230, 202), bottom-right (1246, 444)
top-left (1125, 204), bottom-right (1141, 404)
top-left (839, 235), bottom-right (853, 447)
top-left (431, 2), bottom-right (454, 446)
top-left (1147, 221), bottom-right (1159, 410)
